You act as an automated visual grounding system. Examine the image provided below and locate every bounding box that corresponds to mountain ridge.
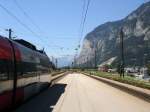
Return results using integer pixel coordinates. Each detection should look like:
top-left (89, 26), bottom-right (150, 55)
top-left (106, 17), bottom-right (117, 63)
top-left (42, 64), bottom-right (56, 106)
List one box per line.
top-left (76, 1), bottom-right (150, 67)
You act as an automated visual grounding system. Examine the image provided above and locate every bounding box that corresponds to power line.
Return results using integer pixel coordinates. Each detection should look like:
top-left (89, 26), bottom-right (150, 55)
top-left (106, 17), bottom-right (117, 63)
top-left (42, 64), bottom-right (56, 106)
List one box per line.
top-left (78, 0), bottom-right (91, 48)
top-left (78, 0), bottom-right (86, 39)
top-left (77, 0), bottom-right (91, 50)
top-left (74, 0), bottom-right (91, 67)
top-left (0, 4), bottom-right (36, 35)
top-left (13, 0), bottom-right (75, 49)
top-left (13, 0), bottom-right (44, 34)
top-left (0, 2), bottom-right (84, 56)
top-left (73, 0), bottom-right (86, 55)
top-left (0, 3), bottom-right (55, 49)
top-left (76, 0), bottom-right (86, 51)
top-left (74, 0), bottom-right (91, 58)
top-left (14, 31), bottom-right (78, 39)
top-left (0, 3), bottom-right (39, 38)
top-left (13, 0), bottom-right (63, 49)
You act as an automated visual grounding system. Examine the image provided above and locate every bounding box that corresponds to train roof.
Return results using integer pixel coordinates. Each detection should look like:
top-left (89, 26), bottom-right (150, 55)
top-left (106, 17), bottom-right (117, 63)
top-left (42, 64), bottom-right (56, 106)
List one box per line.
top-left (14, 39), bottom-right (37, 50)
top-left (0, 36), bottom-right (47, 55)
top-left (14, 39), bottom-right (48, 55)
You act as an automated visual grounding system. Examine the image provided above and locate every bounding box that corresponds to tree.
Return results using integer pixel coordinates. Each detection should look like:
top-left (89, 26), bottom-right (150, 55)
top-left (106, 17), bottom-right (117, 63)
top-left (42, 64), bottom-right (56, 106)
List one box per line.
top-left (117, 64), bottom-right (123, 77)
top-left (146, 64), bottom-right (150, 75)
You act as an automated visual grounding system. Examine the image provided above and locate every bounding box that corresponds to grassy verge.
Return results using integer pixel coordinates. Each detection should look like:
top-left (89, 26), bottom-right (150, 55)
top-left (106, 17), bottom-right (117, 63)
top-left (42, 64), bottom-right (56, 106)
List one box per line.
top-left (83, 70), bottom-right (150, 90)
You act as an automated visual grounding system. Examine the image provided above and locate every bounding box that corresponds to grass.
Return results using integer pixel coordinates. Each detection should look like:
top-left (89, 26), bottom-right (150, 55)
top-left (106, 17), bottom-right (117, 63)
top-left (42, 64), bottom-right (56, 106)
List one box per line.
top-left (83, 70), bottom-right (150, 90)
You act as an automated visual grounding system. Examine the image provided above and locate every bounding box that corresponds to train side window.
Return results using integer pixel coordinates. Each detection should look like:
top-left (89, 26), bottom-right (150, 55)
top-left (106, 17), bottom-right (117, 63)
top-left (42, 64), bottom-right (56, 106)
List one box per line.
top-left (0, 60), bottom-right (9, 80)
top-left (16, 62), bottom-right (23, 78)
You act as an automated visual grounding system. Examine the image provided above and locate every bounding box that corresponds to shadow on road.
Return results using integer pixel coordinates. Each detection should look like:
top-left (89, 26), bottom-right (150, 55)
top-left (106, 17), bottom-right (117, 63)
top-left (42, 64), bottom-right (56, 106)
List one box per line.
top-left (15, 83), bottom-right (67, 112)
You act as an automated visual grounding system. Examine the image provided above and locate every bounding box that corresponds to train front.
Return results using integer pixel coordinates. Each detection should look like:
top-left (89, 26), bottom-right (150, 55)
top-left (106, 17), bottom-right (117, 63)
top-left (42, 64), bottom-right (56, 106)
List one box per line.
top-left (0, 36), bottom-right (54, 111)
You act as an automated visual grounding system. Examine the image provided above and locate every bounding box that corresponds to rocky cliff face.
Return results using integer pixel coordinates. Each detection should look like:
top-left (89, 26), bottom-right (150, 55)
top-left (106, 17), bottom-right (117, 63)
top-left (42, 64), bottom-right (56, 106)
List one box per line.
top-left (77, 2), bottom-right (150, 67)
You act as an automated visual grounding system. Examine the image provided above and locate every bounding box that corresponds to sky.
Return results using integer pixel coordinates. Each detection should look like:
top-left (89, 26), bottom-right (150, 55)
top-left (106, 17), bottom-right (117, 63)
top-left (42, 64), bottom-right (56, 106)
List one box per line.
top-left (0, 0), bottom-right (149, 58)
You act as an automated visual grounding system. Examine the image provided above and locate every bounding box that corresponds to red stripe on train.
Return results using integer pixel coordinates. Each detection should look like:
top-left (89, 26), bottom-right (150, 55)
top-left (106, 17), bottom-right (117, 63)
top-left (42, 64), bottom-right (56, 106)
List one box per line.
top-left (0, 91), bottom-right (12, 111)
top-left (0, 37), bottom-right (21, 61)
top-left (0, 37), bottom-right (13, 60)
top-left (15, 88), bottom-right (24, 105)
top-left (0, 88), bottom-right (24, 111)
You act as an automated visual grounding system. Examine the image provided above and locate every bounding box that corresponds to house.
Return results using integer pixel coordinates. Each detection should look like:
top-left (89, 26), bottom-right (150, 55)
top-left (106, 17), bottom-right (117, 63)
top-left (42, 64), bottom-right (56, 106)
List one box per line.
top-left (98, 57), bottom-right (116, 72)
top-left (98, 65), bottom-right (109, 72)
top-left (140, 67), bottom-right (149, 78)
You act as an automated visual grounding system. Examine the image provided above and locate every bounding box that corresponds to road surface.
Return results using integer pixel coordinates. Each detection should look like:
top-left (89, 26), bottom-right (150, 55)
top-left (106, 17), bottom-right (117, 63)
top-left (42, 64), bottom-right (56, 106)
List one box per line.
top-left (15, 73), bottom-right (150, 112)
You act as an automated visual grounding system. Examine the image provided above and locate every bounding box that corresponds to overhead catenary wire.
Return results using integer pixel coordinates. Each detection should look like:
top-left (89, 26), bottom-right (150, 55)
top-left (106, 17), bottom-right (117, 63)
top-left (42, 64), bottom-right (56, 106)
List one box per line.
top-left (0, 1), bottom-right (86, 56)
top-left (78, 0), bottom-right (91, 49)
top-left (74, 0), bottom-right (91, 57)
top-left (0, 3), bottom-right (39, 38)
top-left (72, 0), bottom-right (87, 63)
top-left (0, 3), bottom-right (60, 50)
top-left (73, 0), bottom-right (91, 67)
top-left (79, 0), bottom-right (91, 44)
top-left (73, 0), bottom-right (86, 56)
top-left (78, 0), bottom-right (86, 40)
top-left (13, 0), bottom-right (45, 35)
top-left (11, 0), bottom-right (76, 50)
top-left (13, 0), bottom-right (77, 46)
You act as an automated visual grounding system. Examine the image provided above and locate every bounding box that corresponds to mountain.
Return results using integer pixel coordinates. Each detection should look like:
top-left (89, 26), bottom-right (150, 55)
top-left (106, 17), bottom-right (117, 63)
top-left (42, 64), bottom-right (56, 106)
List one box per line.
top-left (57, 55), bottom-right (74, 68)
top-left (76, 2), bottom-right (150, 67)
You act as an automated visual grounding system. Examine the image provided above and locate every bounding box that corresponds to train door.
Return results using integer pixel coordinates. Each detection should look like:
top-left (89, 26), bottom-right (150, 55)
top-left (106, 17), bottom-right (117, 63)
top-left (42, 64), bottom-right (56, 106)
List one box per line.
top-left (9, 40), bottom-right (23, 107)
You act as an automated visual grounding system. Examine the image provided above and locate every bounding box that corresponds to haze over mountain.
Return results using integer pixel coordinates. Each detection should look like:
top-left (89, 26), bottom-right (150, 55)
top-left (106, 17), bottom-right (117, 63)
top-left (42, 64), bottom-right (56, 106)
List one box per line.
top-left (57, 55), bottom-right (74, 68)
top-left (76, 1), bottom-right (150, 67)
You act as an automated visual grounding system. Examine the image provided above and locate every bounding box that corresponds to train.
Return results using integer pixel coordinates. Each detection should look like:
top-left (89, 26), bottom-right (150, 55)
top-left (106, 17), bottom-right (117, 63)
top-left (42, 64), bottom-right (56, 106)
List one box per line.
top-left (0, 36), bottom-right (55, 111)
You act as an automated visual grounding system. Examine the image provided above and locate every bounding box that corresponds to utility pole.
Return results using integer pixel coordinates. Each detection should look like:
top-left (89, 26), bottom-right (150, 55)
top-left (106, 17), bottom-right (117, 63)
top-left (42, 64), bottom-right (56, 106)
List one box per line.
top-left (55, 58), bottom-right (58, 69)
top-left (90, 59), bottom-right (92, 68)
top-left (72, 62), bottom-right (74, 69)
top-left (94, 48), bottom-right (97, 69)
top-left (87, 57), bottom-right (89, 69)
top-left (93, 41), bottom-right (97, 69)
top-left (120, 28), bottom-right (125, 77)
top-left (73, 55), bottom-right (76, 69)
top-left (6, 28), bottom-right (17, 106)
top-left (6, 28), bottom-right (13, 39)
top-left (42, 48), bottom-right (45, 53)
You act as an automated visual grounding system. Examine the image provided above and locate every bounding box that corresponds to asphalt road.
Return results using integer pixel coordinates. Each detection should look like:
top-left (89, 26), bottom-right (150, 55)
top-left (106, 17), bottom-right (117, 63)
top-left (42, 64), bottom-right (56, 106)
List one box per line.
top-left (15, 73), bottom-right (150, 112)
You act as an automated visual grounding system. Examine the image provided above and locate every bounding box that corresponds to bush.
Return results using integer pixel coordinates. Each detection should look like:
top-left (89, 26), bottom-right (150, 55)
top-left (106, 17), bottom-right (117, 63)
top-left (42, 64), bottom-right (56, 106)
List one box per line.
top-left (117, 64), bottom-right (121, 74)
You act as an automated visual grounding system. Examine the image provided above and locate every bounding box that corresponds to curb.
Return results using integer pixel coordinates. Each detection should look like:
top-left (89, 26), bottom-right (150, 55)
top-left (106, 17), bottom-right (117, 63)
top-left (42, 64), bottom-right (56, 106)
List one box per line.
top-left (51, 71), bottom-right (71, 83)
top-left (82, 72), bottom-right (150, 103)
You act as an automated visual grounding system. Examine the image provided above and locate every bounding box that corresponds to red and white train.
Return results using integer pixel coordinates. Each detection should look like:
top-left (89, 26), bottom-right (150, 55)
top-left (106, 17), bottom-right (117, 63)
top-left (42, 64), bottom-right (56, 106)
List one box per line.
top-left (0, 36), bottom-right (55, 111)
